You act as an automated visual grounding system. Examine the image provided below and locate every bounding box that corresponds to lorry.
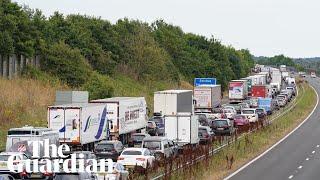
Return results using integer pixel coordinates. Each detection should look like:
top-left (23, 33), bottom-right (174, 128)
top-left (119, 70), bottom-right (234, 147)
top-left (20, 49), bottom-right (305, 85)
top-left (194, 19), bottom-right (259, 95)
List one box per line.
top-left (251, 85), bottom-right (269, 98)
top-left (6, 126), bottom-right (59, 157)
top-left (164, 113), bottom-right (199, 146)
top-left (271, 70), bottom-right (282, 91)
top-left (280, 65), bottom-right (287, 72)
top-left (90, 97), bottom-right (148, 145)
top-left (258, 98), bottom-right (273, 115)
top-left (48, 103), bottom-right (108, 150)
top-left (154, 90), bottom-right (193, 116)
top-left (258, 72), bottom-right (271, 84)
top-left (311, 72), bottom-right (317, 78)
top-left (287, 77), bottom-right (296, 86)
top-left (229, 80), bottom-right (248, 103)
top-left (193, 85), bottom-right (221, 111)
top-left (241, 78), bottom-right (253, 95)
top-left (282, 72), bottom-right (289, 81)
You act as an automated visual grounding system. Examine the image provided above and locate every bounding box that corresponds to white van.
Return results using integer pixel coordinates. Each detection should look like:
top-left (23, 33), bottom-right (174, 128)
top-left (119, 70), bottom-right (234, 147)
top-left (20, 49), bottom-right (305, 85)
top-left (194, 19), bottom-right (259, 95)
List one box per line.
top-left (241, 108), bottom-right (258, 123)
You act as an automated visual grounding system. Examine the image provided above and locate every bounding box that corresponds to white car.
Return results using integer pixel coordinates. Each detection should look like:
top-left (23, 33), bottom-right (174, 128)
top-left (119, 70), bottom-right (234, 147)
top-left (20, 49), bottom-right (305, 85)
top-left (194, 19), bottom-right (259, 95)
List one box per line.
top-left (97, 162), bottom-right (129, 180)
top-left (117, 148), bottom-right (155, 169)
top-left (0, 152), bottom-right (30, 178)
top-left (241, 108), bottom-right (258, 123)
top-left (222, 107), bottom-right (237, 120)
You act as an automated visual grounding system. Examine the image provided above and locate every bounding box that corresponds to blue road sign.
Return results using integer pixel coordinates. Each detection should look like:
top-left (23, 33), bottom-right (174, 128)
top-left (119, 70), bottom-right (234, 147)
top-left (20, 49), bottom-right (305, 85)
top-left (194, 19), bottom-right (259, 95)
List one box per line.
top-left (194, 78), bottom-right (217, 87)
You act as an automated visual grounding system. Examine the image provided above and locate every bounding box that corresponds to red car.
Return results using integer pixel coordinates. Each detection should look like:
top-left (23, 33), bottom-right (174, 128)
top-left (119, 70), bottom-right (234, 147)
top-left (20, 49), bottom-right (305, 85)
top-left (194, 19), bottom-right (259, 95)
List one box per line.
top-left (233, 114), bottom-right (250, 127)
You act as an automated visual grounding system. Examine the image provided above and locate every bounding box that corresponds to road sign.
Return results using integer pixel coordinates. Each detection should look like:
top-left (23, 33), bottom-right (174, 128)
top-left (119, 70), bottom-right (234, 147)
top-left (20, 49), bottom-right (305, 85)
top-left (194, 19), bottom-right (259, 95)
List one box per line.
top-left (194, 78), bottom-right (217, 87)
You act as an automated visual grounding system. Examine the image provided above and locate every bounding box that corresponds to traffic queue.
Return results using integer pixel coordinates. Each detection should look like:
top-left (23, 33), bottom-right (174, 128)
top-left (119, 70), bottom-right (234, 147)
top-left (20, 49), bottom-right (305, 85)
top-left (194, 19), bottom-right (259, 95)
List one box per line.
top-left (0, 64), bottom-right (297, 179)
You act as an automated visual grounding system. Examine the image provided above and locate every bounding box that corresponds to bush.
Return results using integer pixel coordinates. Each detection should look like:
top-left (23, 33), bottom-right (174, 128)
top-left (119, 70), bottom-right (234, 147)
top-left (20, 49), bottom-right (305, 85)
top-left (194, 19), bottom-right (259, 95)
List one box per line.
top-left (82, 72), bottom-right (114, 100)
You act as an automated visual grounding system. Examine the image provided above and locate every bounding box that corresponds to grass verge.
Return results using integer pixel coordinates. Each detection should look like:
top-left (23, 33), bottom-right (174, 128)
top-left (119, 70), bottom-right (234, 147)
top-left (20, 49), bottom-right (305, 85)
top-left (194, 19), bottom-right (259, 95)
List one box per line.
top-left (170, 81), bottom-right (316, 180)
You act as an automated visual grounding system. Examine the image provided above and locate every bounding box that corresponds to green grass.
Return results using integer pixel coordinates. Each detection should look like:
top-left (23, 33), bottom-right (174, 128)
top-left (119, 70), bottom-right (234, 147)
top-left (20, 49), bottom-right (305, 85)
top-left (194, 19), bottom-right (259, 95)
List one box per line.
top-left (170, 81), bottom-right (316, 180)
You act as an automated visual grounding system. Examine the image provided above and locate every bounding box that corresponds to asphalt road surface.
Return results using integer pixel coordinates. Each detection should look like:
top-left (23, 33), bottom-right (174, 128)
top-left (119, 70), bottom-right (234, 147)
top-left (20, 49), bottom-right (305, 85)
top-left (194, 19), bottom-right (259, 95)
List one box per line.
top-left (226, 77), bottom-right (320, 180)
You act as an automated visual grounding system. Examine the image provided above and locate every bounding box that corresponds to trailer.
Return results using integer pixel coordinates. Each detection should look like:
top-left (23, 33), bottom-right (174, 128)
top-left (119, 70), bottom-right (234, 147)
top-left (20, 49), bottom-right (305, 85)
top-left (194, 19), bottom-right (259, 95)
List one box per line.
top-left (48, 103), bottom-right (108, 150)
top-left (229, 80), bottom-right (248, 103)
top-left (164, 113), bottom-right (199, 146)
top-left (154, 90), bottom-right (193, 116)
top-left (258, 98), bottom-right (273, 115)
top-left (6, 126), bottom-right (59, 157)
top-left (90, 97), bottom-right (148, 145)
top-left (241, 78), bottom-right (253, 95)
top-left (280, 65), bottom-right (286, 72)
top-left (194, 85), bottom-right (221, 111)
top-left (251, 85), bottom-right (269, 98)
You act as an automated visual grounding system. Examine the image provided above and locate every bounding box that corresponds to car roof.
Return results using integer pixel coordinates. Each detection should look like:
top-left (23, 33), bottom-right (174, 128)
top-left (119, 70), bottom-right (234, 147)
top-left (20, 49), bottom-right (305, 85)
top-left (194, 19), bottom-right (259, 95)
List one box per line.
top-left (123, 148), bottom-right (146, 152)
top-left (143, 136), bottom-right (168, 141)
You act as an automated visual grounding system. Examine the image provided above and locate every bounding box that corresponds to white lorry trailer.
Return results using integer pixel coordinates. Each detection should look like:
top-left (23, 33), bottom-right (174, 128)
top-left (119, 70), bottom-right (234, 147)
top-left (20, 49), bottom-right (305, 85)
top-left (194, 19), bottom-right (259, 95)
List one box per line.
top-left (6, 126), bottom-right (59, 157)
top-left (271, 70), bottom-right (282, 92)
top-left (194, 85), bottom-right (221, 111)
top-left (48, 103), bottom-right (108, 150)
top-left (154, 90), bottom-right (193, 116)
top-left (229, 80), bottom-right (248, 103)
top-left (280, 65), bottom-right (287, 72)
top-left (164, 113), bottom-right (199, 146)
top-left (90, 97), bottom-right (148, 145)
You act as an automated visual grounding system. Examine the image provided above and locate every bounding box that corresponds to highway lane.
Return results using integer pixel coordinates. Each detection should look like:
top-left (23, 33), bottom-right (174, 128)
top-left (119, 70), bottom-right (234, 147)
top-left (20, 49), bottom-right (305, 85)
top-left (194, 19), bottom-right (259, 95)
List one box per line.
top-left (226, 77), bottom-right (320, 180)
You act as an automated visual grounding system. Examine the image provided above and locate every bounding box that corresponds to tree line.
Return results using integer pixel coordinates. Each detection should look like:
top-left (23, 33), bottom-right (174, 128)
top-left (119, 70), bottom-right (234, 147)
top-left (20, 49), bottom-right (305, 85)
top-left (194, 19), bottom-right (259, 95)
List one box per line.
top-left (0, 0), bottom-right (255, 98)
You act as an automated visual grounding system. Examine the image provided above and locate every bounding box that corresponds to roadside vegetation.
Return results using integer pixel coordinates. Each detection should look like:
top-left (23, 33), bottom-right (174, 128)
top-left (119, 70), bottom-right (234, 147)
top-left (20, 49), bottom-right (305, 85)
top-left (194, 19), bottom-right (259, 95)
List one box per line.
top-left (169, 81), bottom-right (316, 180)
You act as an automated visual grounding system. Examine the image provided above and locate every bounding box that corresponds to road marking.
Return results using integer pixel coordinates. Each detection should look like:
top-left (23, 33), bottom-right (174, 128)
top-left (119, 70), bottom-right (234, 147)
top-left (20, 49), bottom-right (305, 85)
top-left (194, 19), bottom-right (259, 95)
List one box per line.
top-left (306, 158), bottom-right (309, 161)
top-left (288, 175), bottom-right (294, 179)
top-left (316, 145), bottom-right (319, 148)
top-left (298, 165), bottom-right (303, 169)
top-left (312, 151), bottom-right (315, 154)
top-left (224, 84), bottom-right (319, 180)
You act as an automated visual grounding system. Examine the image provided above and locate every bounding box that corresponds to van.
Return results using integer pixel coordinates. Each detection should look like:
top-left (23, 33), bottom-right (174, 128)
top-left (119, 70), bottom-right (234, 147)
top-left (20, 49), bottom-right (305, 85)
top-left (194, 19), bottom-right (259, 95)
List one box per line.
top-left (241, 108), bottom-right (258, 123)
top-left (141, 136), bottom-right (173, 159)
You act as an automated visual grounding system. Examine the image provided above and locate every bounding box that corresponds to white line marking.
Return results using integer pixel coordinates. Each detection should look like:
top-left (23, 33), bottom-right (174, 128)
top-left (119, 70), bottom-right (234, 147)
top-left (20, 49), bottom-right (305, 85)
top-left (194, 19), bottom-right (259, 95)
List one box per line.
top-left (317, 145), bottom-right (319, 148)
top-left (298, 165), bottom-right (303, 169)
top-left (306, 158), bottom-right (309, 161)
top-left (224, 84), bottom-right (319, 180)
top-left (288, 175), bottom-right (294, 179)
top-left (312, 151), bottom-right (315, 154)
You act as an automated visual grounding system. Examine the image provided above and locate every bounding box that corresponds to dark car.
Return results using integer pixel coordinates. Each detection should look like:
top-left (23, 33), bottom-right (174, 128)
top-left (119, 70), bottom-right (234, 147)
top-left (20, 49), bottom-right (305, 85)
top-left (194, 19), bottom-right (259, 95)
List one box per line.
top-left (198, 126), bottom-right (215, 144)
top-left (210, 119), bottom-right (234, 136)
top-left (149, 116), bottom-right (165, 136)
top-left (256, 108), bottom-right (267, 119)
top-left (94, 140), bottom-right (124, 161)
top-left (128, 133), bottom-right (151, 147)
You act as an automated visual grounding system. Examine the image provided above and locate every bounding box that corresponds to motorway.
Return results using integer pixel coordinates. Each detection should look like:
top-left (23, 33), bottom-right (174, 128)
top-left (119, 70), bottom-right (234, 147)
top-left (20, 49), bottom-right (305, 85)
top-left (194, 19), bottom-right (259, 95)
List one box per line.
top-left (226, 77), bottom-right (320, 180)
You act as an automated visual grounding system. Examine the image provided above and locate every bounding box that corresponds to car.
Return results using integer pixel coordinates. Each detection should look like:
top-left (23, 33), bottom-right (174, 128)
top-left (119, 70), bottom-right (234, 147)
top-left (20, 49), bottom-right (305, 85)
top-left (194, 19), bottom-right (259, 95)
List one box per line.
top-left (0, 174), bottom-right (15, 180)
top-left (0, 152), bottom-right (31, 179)
top-left (207, 108), bottom-right (227, 119)
top-left (277, 97), bottom-right (286, 107)
top-left (95, 141), bottom-right (124, 161)
top-left (54, 172), bottom-right (97, 180)
top-left (117, 148), bottom-right (155, 169)
top-left (286, 86), bottom-right (296, 96)
top-left (149, 116), bottom-right (165, 136)
top-left (222, 107), bottom-right (237, 120)
top-left (239, 103), bottom-right (250, 109)
top-left (198, 126), bottom-right (215, 144)
top-left (128, 133), bottom-right (150, 147)
top-left (141, 136), bottom-right (173, 159)
top-left (222, 104), bottom-right (241, 114)
top-left (255, 108), bottom-right (267, 119)
top-left (97, 162), bottom-right (129, 180)
top-left (281, 89), bottom-right (292, 100)
top-left (233, 114), bottom-right (250, 127)
top-left (210, 119), bottom-right (234, 136)
top-left (311, 72), bottom-right (316, 78)
top-left (241, 108), bottom-right (258, 123)
top-left (194, 113), bottom-right (209, 126)
top-left (277, 94), bottom-right (288, 104)
top-left (146, 121), bottom-right (159, 136)
top-left (272, 99), bottom-right (280, 111)
top-left (168, 140), bottom-right (179, 157)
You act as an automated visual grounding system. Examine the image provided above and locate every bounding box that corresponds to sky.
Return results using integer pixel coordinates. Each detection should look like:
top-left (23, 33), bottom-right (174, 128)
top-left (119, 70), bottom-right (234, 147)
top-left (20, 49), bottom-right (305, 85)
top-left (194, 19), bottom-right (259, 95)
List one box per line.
top-left (13, 0), bottom-right (320, 58)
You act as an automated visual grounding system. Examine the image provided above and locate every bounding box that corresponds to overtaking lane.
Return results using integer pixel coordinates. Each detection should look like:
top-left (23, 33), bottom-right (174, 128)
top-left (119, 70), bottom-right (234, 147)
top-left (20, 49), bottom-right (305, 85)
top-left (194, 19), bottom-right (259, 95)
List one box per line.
top-left (228, 77), bottom-right (320, 180)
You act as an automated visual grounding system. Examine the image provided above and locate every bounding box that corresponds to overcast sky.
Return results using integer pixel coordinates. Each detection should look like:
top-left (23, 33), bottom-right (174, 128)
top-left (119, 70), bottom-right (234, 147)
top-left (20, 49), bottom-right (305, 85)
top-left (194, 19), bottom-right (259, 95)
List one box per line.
top-left (13, 0), bottom-right (320, 58)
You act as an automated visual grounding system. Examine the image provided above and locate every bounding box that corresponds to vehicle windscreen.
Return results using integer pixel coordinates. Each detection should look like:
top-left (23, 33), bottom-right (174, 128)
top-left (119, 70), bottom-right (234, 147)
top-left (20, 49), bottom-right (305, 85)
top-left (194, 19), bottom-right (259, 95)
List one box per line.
top-left (132, 135), bottom-right (146, 141)
top-left (143, 141), bottom-right (161, 150)
top-left (122, 150), bottom-right (142, 155)
top-left (213, 120), bottom-right (228, 126)
top-left (0, 155), bottom-right (10, 161)
top-left (96, 144), bottom-right (114, 151)
top-left (242, 110), bottom-right (254, 114)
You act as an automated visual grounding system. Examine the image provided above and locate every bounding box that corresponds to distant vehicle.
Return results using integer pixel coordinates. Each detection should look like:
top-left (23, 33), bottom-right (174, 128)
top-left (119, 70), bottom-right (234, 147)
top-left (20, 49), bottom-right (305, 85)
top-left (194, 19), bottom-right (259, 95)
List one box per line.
top-left (311, 72), bottom-right (316, 78)
top-left (286, 86), bottom-right (296, 96)
top-left (241, 108), bottom-right (258, 123)
top-left (194, 113), bottom-right (209, 126)
top-left (97, 162), bottom-right (129, 180)
top-left (222, 108), bottom-right (237, 120)
top-left (128, 133), bottom-right (150, 147)
top-left (54, 172), bottom-right (97, 180)
top-left (95, 140), bottom-right (124, 161)
top-left (280, 90), bottom-right (292, 102)
top-left (0, 152), bottom-right (30, 179)
top-left (233, 114), bottom-right (250, 127)
top-left (222, 104), bottom-right (242, 113)
top-left (117, 148), bottom-right (155, 169)
top-left (146, 121), bottom-right (159, 136)
top-left (198, 126), bottom-right (215, 144)
top-left (208, 108), bottom-right (227, 119)
top-left (255, 108), bottom-right (267, 119)
top-left (142, 136), bottom-right (173, 159)
top-left (194, 85), bottom-right (222, 111)
top-left (149, 116), bottom-right (165, 136)
top-left (6, 126), bottom-right (59, 158)
top-left (276, 97), bottom-right (286, 107)
top-left (277, 94), bottom-right (288, 103)
top-left (210, 119), bottom-right (234, 136)
top-left (258, 98), bottom-right (273, 115)
top-left (168, 140), bottom-right (179, 157)
top-left (229, 80), bottom-right (248, 103)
